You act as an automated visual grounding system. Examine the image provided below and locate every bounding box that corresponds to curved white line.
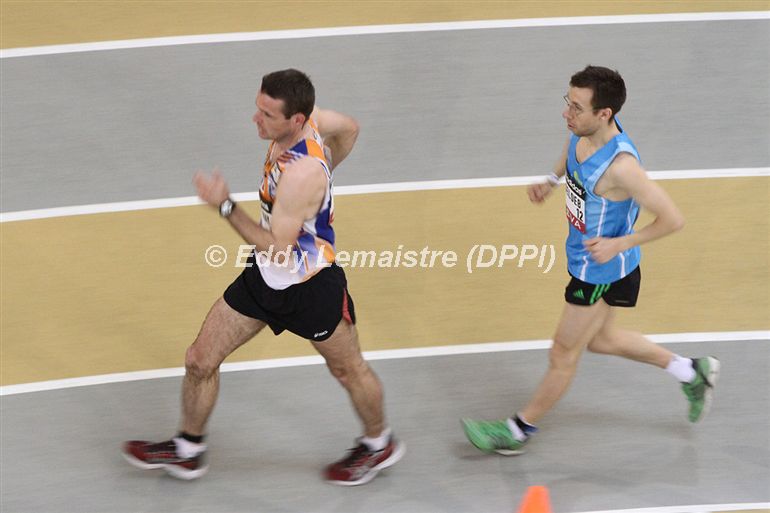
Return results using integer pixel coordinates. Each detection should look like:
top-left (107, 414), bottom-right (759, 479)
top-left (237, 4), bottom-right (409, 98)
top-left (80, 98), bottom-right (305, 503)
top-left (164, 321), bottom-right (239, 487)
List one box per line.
top-left (1, 330), bottom-right (767, 396)
top-left (575, 503), bottom-right (770, 513)
top-left (1, 12), bottom-right (768, 58)
top-left (1, 167), bottom-right (768, 223)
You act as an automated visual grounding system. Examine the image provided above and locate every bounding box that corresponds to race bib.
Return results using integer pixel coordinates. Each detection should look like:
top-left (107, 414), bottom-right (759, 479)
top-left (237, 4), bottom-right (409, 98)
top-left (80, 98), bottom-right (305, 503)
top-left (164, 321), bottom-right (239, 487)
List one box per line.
top-left (565, 172), bottom-right (586, 233)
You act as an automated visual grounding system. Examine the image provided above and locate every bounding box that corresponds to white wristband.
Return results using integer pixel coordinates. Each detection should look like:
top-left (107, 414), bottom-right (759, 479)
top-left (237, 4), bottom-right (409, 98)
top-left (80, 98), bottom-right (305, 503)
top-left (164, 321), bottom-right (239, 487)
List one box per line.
top-left (546, 173), bottom-right (561, 186)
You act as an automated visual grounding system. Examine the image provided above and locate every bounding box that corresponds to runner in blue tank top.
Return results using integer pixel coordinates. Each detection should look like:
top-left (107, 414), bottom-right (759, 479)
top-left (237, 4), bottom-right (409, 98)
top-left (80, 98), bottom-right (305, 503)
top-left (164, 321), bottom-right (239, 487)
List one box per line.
top-left (564, 118), bottom-right (641, 284)
top-left (463, 66), bottom-right (720, 455)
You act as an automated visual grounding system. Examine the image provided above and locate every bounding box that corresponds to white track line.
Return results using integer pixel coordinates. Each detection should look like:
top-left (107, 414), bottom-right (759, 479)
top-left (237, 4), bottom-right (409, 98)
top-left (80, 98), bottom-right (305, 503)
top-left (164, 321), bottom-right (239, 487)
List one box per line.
top-left (1, 11), bottom-right (768, 58)
top-left (1, 168), bottom-right (768, 223)
top-left (1, 330), bottom-right (767, 396)
top-left (574, 503), bottom-right (770, 513)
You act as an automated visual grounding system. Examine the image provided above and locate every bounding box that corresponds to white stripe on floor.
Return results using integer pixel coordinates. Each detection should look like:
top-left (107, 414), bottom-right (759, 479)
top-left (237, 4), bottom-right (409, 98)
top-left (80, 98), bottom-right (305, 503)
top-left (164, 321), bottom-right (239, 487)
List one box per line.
top-left (2, 11), bottom-right (768, 58)
top-left (1, 330), bottom-right (767, 396)
top-left (574, 502), bottom-right (770, 513)
top-left (1, 167), bottom-right (768, 223)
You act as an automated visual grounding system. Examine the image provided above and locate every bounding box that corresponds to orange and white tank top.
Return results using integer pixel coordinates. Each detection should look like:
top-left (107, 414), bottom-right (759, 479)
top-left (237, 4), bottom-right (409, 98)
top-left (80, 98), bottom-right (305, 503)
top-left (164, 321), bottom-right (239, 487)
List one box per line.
top-left (257, 119), bottom-right (336, 290)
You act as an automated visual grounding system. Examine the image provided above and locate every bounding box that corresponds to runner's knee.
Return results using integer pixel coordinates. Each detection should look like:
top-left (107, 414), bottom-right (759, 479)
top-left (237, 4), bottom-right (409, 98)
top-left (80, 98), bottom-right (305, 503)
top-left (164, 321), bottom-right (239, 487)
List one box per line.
top-left (587, 327), bottom-right (615, 354)
top-left (549, 337), bottom-right (583, 369)
top-left (326, 357), bottom-right (367, 387)
top-left (185, 344), bottom-right (217, 380)
top-left (587, 333), bottom-right (608, 354)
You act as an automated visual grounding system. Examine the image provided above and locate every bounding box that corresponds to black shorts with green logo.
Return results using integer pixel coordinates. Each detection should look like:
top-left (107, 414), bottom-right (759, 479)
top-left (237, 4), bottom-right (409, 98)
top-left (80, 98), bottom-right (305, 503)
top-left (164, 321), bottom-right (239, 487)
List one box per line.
top-left (565, 266), bottom-right (641, 307)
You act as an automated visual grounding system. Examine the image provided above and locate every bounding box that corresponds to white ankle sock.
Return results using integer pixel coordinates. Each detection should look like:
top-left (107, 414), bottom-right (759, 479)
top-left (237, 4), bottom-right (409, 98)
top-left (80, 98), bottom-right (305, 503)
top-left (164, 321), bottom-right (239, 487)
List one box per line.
top-left (173, 436), bottom-right (207, 458)
top-left (506, 418), bottom-right (525, 441)
top-left (361, 427), bottom-right (392, 451)
top-left (506, 415), bottom-right (533, 442)
top-left (666, 355), bottom-right (696, 383)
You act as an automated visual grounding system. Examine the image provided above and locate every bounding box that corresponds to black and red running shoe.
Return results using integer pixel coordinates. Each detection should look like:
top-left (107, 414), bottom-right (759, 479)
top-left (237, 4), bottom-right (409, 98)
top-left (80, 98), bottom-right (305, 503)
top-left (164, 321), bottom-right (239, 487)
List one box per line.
top-left (324, 436), bottom-right (405, 486)
top-left (122, 439), bottom-right (208, 480)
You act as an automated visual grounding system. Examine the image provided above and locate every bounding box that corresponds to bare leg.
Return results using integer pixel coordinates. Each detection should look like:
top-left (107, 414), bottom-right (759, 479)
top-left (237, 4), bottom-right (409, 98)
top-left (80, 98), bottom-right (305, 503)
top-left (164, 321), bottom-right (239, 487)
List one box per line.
top-left (312, 319), bottom-right (385, 438)
top-left (520, 300), bottom-right (611, 424)
top-left (181, 297), bottom-right (266, 435)
top-left (587, 308), bottom-right (673, 368)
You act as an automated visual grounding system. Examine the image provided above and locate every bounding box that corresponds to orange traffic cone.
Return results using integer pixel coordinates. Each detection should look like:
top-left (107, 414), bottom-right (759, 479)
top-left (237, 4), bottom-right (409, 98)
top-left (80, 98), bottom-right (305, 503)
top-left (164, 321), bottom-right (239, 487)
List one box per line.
top-left (517, 486), bottom-right (552, 513)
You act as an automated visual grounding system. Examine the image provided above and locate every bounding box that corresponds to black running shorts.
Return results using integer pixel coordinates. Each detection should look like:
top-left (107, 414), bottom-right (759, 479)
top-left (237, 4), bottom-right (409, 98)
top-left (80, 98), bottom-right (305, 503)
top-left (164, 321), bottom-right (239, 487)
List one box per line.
top-left (223, 256), bottom-right (356, 341)
top-left (565, 266), bottom-right (641, 307)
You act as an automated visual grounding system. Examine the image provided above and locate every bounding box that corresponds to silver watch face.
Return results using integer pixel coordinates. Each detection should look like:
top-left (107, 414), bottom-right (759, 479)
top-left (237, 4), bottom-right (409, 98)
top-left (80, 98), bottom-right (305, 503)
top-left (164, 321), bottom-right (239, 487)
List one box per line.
top-left (219, 199), bottom-right (234, 217)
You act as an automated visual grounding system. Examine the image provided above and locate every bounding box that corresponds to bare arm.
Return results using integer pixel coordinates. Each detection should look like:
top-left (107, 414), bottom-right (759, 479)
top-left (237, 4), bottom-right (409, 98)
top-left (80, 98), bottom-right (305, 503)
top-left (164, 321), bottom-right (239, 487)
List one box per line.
top-left (311, 107), bottom-right (359, 171)
top-left (193, 159), bottom-right (326, 257)
top-left (528, 136), bottom-right (570, 204)
top-left (584, 153), bottom-right (685, 263)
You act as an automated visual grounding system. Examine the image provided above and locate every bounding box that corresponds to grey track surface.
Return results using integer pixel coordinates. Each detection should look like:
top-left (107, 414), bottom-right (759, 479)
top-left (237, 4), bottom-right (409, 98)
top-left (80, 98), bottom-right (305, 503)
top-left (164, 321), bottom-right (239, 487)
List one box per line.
top-left (1, 341), bottom-right (768, 513)
top-left (2, 18), bottom-right (769, 513)
top-left (1, 20), bottom-right (769, 212)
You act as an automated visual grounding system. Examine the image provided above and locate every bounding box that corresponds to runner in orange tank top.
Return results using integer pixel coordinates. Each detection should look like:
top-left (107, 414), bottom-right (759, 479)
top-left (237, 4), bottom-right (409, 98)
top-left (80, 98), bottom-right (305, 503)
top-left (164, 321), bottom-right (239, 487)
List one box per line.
top-left (123, 69), bottom-right (404, 485)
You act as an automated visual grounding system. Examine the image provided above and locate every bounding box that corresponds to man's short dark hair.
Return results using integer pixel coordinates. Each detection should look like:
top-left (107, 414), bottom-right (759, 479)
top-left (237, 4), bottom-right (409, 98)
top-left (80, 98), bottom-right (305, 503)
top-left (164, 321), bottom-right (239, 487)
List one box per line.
top-left (570, 65), bottom-right (626, 120)
top-left (260, 69), bottom-right (315, 120)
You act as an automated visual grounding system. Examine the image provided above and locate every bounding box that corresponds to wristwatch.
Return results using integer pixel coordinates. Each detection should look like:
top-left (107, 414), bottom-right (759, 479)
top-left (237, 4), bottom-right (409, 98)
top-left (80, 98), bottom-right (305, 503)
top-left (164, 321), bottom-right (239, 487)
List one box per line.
top-left (219, 198), bottom-right (236, 218)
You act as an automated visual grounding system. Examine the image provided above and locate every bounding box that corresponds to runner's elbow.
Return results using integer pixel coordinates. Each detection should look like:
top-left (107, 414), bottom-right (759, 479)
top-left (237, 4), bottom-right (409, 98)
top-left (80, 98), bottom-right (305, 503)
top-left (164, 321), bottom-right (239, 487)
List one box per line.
top-left (345, 118), bottom-right (360, 142)
top-left (670, 212), bottom-right (685, 233)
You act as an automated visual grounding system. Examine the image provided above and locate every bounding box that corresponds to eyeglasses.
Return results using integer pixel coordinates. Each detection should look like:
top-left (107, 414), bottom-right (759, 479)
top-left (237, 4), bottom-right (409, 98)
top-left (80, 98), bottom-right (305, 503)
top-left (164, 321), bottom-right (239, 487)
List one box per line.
top-left (563, 94), bottom-right (598, 116)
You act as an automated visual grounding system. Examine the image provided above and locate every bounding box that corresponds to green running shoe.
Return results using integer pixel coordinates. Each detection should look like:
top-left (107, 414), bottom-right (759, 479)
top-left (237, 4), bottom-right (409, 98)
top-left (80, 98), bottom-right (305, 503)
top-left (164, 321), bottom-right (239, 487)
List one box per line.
top-left (461, 418), bottom-right (527, 455)
top-left (681, 356), bottom-right (720, 423)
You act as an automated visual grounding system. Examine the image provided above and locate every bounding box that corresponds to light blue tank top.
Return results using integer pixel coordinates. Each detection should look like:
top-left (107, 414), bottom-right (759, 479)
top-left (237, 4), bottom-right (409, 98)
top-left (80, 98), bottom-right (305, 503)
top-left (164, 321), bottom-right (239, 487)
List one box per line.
top-left (565, 119), bottom-right (641, 284)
